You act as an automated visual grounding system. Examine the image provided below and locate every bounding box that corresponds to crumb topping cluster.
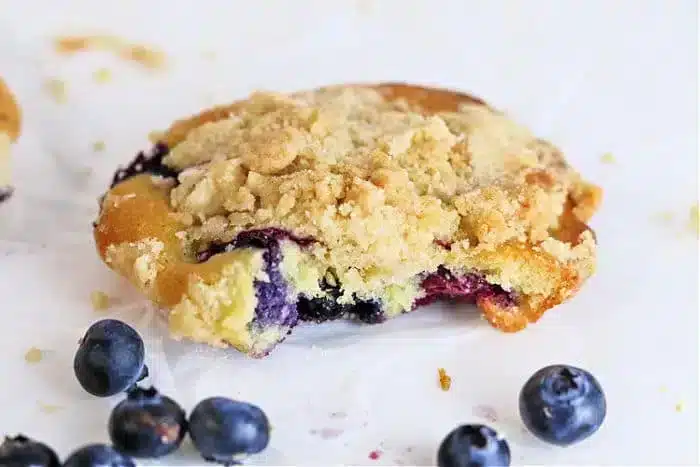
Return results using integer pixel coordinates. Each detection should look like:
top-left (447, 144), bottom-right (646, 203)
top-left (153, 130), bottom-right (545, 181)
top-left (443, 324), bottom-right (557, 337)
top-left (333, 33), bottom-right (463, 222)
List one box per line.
top-left (163, 86), bottom-right (595, 299)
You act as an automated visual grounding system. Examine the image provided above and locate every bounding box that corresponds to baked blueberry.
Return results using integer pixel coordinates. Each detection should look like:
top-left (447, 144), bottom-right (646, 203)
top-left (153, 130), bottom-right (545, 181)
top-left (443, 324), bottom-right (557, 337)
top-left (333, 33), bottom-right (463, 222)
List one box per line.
top-left (110, 143), bottom-right (177, 188)
top-left (73, 319), bottom-right (148, 397)
top-left (0, 434), bottom-right (60, 467)
top-left (108, 386), bottom-right (187, 458)
top-left (437, 424), bottom-right (510, 467)
top-left (189, 397), bottom-right (270, 464)
top-left (519, 364), bottom-right (606, 446)
top-left (350, 299), bottom-right (385, 324)
top-left (62, 444), bottom-right (134, 467)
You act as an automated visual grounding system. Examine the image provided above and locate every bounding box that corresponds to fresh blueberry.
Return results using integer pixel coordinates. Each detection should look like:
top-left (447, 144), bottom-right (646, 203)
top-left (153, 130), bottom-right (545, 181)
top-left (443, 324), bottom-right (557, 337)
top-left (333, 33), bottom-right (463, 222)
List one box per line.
top-left (62, 444), bottom-right (134, 467)
top-left (73, 319), bottom-right (148, 397)
top-left (189, 397), bottom-right (270, 464)
top-left (0, 434), bottom-right (60, 467)
top-left (108, 386), bottom-right (187, 458)
top-left (437, 424), bottom-right (511, 467)
top-left (519, 364), bottom-right (606, 446)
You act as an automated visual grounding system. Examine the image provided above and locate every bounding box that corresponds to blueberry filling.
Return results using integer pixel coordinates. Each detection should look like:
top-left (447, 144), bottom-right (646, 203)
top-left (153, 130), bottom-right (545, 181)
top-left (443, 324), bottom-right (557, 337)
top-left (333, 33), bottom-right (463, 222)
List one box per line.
top-left (297, 277), bottom-right (351, 323)
top-left (110, 142), bottom-right (179, 188)
top-left (250, 240), bottom-right (298, 332)
top-left (196, 228), bottom-right (314, 263)
top-left (416, 266), bottom-right (516, 308)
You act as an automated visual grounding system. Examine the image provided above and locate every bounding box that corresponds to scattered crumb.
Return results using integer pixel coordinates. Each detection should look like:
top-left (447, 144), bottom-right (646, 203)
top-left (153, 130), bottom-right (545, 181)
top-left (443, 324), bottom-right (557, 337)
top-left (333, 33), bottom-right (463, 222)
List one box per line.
top-left (90, 290), bottom-right (110, 311)
top-left (368, 450), bottom-right (382, 460)
top-left (148, 130), bottom-right (165, 144)
top-left (54, 35), bottom-right (167, 70)
top-left (38, 401), bottom-right (64, 414)
top-left (472, 404), bottom-right (499, 423)
top-left (600, 152), bottom-right (616, 164)
top-left (437, 367), bottom-right (452, 391)
top-left (688, 204), bottom-right (699, 236)
top-left (659, 385), bottom-right (668, 393)
top-left (92, 140), bottom-right (106, 152)
top-left (675, 401), bottom-right (684, 413)
top-left (330, 411), bottom-right (347, 419)
top-left (44, 78), bottom-right (67, 103)
top-left (92, 67), bottom-right (112, 84)
top-left (24, 347), bottom-right (43, 363)
top-left (652, 211), bottom-right (675, 224)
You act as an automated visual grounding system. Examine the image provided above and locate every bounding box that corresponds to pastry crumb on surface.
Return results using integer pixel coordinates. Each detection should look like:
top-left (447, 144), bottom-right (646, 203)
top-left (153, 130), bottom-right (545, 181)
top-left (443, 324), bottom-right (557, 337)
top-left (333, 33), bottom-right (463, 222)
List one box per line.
top-left (600, 152), bottom-right (615, 164)
top-left (675, 401), bottom-right (684, 413)
top-left (24, 347), bottom-right (43, 363)
top-left (90, 290), bottom-right (111, 311)
top-left (688, 204), bottom-right (699, 235)
top-left (44, 78), bottom-right (67, 103)
top-left (437, 367), bottom-right (452, 391)
top-left (38, 401), bottom-right (64, 414)
top-left (93, 67), bottom-right (112, 83)
top-left (54, 34), bottom-right (167, 70)
top-left (92, 140), bottom-right (106, 152)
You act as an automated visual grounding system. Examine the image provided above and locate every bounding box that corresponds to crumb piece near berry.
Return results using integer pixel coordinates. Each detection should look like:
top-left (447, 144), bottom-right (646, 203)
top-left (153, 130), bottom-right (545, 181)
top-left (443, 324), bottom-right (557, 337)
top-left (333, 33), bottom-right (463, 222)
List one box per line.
top-left (438, 367), bottom-right (452, 391)
top-left (93, 140), bottom-right (106, 152)
top-left (148, 130), bottom-right (165, 144)
top-left (24, 347), bottom-right (43, 363)
top-left (38, 401), bottom-right (63, 414)
top-left (44, 78), bottom-right (67, 103)
top-left (90, 290), bottom-right (111, 311)
top-left (93, 67), bottom-right (112, 83)
top-left (600, 152), bottom-right (615, 164)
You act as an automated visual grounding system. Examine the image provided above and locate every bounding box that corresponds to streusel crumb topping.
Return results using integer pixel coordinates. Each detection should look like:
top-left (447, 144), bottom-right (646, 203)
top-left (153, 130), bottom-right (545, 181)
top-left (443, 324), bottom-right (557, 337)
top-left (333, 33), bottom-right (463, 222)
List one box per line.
top-left (163, 86), bottom-right (594, 299)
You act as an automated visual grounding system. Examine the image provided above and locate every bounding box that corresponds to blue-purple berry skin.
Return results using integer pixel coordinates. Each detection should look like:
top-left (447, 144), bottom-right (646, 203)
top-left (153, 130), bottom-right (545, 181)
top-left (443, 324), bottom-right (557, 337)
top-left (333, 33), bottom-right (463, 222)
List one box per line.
top-left (73, 319), bottom-right (148, 397)
top-left (62, 444), bottom-right (134, 467)
top-left (0, 435), bottom-right (60, 467)
top-left (519, 364), bottom-right (606, 446)
top-left (437, 424), bottom-right (511, 467)
top-left (189, 397), bottom-right (270, 464)
top-left (108, 386), bottom-right (187, 458)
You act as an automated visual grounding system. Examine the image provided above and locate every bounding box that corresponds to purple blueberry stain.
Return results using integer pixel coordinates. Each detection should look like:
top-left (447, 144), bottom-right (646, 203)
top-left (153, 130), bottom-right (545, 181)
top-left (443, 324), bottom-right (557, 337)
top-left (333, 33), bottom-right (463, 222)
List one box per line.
top-left (417, 266), bottom-right (515, 308)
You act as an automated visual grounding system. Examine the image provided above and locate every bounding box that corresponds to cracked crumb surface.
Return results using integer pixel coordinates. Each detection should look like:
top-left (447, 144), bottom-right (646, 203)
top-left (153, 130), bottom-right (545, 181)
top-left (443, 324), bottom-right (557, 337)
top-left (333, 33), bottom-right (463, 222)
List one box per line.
top-left (24, 347), bottom-right (43, 363)
top-left (54, 34), bottom-right (167, 70)
top-left (45, 78), bottom-right (67, 103)
top-left (90, 290), bottom-right (111, 311)
top-left (437, 367), bottom-right (451, 391)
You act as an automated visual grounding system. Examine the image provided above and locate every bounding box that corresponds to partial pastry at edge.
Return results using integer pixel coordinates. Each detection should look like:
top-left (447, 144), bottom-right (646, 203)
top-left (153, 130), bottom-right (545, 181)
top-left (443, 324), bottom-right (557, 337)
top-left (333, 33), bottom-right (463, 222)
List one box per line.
top-left (93, 83), bottom-right (602, 357)
top-left (0, 77), bottom-right (21, 201)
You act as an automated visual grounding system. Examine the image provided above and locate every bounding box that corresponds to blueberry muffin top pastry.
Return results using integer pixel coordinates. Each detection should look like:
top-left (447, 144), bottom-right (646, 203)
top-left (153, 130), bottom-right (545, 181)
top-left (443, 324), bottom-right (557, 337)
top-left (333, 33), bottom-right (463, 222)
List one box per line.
top-left (94, 83), bottom-right (601, 357)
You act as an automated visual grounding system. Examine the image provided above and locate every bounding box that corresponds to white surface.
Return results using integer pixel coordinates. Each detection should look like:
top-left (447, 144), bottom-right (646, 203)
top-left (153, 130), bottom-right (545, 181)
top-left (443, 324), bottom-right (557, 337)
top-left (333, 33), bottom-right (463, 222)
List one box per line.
top-left (1, 1), bottom-right (698, 465)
